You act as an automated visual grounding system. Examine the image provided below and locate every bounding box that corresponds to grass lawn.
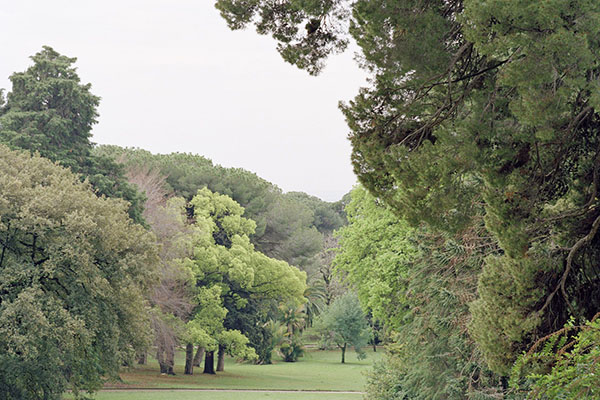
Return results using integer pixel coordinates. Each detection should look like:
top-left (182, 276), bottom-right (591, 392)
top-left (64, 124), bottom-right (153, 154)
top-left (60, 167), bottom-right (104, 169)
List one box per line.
top-left (65, 348), bottom-right (383, 399)
top-left (75, 391), bottom-right (362, 400)
top-left (108, 348), bottom-right (382, 392)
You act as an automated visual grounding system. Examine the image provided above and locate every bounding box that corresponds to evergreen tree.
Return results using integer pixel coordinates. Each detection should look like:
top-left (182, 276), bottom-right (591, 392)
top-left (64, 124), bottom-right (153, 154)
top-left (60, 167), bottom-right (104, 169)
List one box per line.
top-left (0, 47), bottom-right (145, 223)
top-left (217, 0), bottom-right (600, 387)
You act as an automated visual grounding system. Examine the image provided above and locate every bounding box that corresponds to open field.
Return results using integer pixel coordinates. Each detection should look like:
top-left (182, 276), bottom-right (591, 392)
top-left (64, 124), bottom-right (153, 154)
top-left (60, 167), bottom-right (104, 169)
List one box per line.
top-left (79, 390), bottom-right (362, 400)
top-left (66, 348), bottom-right (382, 399)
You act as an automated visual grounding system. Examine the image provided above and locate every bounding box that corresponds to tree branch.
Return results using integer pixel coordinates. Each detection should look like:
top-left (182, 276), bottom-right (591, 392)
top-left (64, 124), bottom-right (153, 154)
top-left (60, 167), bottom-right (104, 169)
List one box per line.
top-left (538, 213), bottom-right (600, 317)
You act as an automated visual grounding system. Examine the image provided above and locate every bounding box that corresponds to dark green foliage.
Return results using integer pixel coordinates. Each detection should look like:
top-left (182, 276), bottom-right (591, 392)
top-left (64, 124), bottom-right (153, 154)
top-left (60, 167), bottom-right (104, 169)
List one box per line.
top-left (215, 0), bottom-right (350, 75)
top-left (0, 46), bottom-right (98, 169)
top-left (217, 0), bottom-right (600, 391)
top-left (286, 191), bottom-right (345, 233)
top-left (0, 47), bottom-right (145, 223)
top-left (279, 336), bottom-right (304, 362)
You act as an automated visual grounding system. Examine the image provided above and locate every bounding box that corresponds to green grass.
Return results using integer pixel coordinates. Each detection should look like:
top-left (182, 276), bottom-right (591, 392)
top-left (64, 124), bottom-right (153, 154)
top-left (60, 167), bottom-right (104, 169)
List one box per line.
top-left (64, 348), bottom-right (382, 400)
top-left (75, 391), bottom-right (361, 400)
top-left (110, 348), bottom-right (382, 392)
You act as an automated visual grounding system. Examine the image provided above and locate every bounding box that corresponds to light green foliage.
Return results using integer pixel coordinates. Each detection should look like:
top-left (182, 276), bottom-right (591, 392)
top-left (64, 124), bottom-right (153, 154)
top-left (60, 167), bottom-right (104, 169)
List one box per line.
top-left (365, 356), bottom-right (409, 400)
top-left (217, 329), bottom-right (258, 361)
top-left (189, 189), bottom-right (306, 304)
top-left (187, 188), bottom-right (306, 364)
top-left (0, 47), bottom-right (145, 223)
top-left (334, 186), bottom-right (414, 327)
top-left (510, 318), bottom-right (600, 399)
top-left (314, 292), bottom-right (368, 363)
top-left (186, 286), bottom-right (228, 351)
top-left (335, 186), bottom-right (502, 398)
top-left (0, 145), bottom-right (159, 399)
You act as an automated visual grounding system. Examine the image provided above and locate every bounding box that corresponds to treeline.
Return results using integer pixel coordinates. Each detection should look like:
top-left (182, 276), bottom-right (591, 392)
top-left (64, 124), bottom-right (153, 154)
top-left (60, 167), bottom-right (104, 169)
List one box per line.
top-left (0, 47), bottom-right (355, 399)
top-left (216, 1), bottom-right (600, 399)
top-left (90, 145), bottom-right (352, 371)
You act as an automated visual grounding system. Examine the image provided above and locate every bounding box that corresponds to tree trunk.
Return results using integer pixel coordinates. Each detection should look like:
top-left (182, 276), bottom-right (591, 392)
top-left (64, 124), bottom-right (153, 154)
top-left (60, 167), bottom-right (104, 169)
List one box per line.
top-left (166, 344), bottom-right (176, 375)
top-left (157, 346), bottom-right (168, 374)
top-left (217, 344), bottom-right (226, 372)
top-left (137, 352), bottom-right (147, 365)
top-left (203, 350), bottom-right (216, 374)
top-left (341, 344), bottom-right (346, 364)
top-left (373, 342), bottom-right (377, 352)
top-left (184, 343), bottom-right (194, 375)
top-left (193, 346), bottom-right (205, 367)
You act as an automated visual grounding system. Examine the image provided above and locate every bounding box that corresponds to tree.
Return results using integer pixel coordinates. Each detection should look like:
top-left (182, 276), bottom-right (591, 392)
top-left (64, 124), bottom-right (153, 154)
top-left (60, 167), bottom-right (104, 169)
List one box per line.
top-left (334, 186), bottom-right (414, 327)
top-left (510, 316), bottom-right (600, 399)
top-left (187, 188), bottom-right (306, 373)
top-left (335, 186), bottom-right (503, 398)
top-left (124, 164), bottom-right (198, 373)
top-left (93, 146), bottom-right (333, 267)
top-left (314, 292), bottom-right (368, 364)
top-left (0, 47), bottom-right (145, 223)
top-left (277, 303), bottom-right (306, 362)
top-left (0, 145), bottom-right (158, 399)
top-left (217, 0), bottom-right (600, 390)
top-left (315, 233), bottom-right (346, 307)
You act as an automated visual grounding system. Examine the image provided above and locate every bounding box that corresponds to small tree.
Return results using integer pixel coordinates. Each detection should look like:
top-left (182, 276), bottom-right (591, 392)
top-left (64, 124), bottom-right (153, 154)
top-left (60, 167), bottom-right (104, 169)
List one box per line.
top-left (277, 303), bottom-right (306, 362)
top-left (314, 292), bottom-right (369, 363)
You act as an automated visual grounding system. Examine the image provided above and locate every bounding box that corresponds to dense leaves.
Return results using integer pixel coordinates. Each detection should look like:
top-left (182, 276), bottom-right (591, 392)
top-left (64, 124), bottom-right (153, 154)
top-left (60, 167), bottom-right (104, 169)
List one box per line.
top-left (93, 146), bottom-right (344, 270)
top-left (0, 47), bottom-right (145, 223)
top-left (336, 186), bottom-right (502, 398)
top-left (314, 292), bottom-right (368, 363)
top-left (185, 188), bottom-right (307, 371)
top-left (0, 145), bottom-right (158, 399)
top-left (217, 0), bottom-right (600, 394)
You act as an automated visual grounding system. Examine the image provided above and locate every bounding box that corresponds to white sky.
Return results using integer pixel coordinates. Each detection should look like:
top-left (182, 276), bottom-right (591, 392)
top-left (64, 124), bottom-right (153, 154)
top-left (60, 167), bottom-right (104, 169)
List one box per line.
top-left (0, 1), bottom-right (366, 202)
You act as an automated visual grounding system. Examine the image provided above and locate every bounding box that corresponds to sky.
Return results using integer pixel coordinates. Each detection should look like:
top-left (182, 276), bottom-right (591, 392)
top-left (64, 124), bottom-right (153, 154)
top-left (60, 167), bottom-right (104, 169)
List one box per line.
top-left (0, 1), bottom-right (367, 202)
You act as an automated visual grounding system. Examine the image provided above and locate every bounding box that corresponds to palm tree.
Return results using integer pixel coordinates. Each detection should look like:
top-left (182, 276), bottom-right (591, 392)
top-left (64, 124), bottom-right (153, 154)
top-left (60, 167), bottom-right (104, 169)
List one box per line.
top-left (302, 278), bottom-right (326, 328)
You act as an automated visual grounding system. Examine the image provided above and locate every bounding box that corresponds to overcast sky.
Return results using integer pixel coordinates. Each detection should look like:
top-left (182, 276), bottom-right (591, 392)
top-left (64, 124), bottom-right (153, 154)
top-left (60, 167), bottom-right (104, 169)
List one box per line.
top-left (0, 1), bottom-right (367, 202)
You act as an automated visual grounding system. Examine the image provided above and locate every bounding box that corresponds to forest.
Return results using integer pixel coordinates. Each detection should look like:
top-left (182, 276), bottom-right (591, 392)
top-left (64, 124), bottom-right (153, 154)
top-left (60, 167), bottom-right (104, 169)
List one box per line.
top-left (1, 1), bottom-right (600, 399)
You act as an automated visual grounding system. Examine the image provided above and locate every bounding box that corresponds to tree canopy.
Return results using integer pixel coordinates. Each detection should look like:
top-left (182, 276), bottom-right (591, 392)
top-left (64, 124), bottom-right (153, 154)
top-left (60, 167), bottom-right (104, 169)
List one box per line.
top-left (0, 145), bottom-right (158, 399)
top-left (314, 292), bottom-right (369, 364)
top-left (185, 188), bottom-right (307, 372)
top-left (0, 47), bottom-right (145, 223)
top-left (217, 0), bottom-right (600, 393)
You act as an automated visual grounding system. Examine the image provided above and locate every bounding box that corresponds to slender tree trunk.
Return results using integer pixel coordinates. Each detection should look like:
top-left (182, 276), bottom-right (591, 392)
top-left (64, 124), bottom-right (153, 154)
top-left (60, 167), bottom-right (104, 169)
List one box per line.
top-left (157, 346), bottom-right (168, 374)
top-left (217, 344), bottom-right (226, 372)
top-left (341, 344), bottom-right (346, 364)
top-left (193, 346), bottom-right (205, 367)
top-left (184, 343), bottom-right (194, 375)
top-left (373, 342), bottom-right (377, 352)
top-left (166, 344), bottom-right (176, 375)
top-left (203, 350), bottom-right (216, 374)
top-left (137, 352), bottom-right (147, 365)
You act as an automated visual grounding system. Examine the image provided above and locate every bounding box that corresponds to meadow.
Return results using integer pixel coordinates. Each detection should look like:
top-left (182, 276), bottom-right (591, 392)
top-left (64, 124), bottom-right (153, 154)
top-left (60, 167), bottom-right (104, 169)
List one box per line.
top-left (69, 348), bottom-right (383, 399)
